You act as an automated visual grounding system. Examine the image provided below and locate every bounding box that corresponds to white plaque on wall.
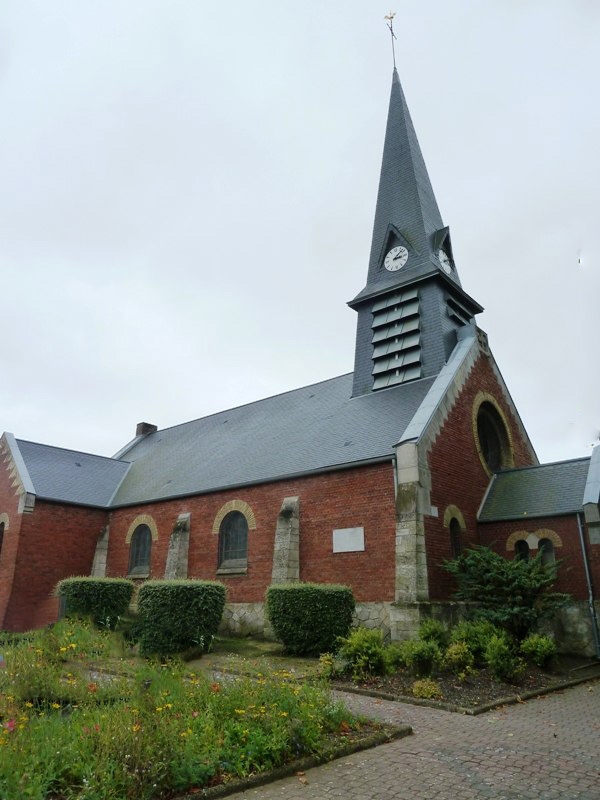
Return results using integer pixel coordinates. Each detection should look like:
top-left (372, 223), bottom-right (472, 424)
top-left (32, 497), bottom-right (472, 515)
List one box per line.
top-left (332, 527), bottom-right (365, 553)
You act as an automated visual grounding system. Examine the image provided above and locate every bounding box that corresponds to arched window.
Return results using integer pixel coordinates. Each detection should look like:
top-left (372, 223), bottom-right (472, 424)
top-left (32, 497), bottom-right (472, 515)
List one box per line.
top-left (514, 539), bottom-right (530, 562)
top-left (0, 521), bottom-right (4, 559)
top-left (449, 518), bottom-right (462, 559)
top-left (476, 401), bottom-right (511, 472)
top-left (128, 524), bottom-right (152, 576)
top-left (218, 511), bottom-right (248, 571)
top-left (539, 538), bottom-right (555, 566)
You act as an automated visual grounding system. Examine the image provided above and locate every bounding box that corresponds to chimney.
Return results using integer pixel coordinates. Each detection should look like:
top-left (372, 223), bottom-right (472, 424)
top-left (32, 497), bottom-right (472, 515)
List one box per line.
top-left (136, 422), bottom-right (158, 437)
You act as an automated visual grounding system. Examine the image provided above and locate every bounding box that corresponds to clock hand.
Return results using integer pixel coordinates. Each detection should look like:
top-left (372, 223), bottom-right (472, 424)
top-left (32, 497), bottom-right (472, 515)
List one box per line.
top-left (393, 252), bottom-right (404, 260)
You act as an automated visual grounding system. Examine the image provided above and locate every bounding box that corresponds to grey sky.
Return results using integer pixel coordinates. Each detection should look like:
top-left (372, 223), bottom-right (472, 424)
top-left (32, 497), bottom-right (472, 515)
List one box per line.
top-left (1, 1), bottom-right (598, 464)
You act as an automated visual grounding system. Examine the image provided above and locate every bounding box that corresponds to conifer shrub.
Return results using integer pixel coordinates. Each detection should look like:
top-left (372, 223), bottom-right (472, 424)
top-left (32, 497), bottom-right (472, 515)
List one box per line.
top-left (56, 577), bottom-right (134, 630)
top-left (265, 583), bottom-right (354, 656)
top-left (384, 640), bottom-right (416, 671)
top-left (449, 619), bottom-right (504, 664)
top-left (137, 580), bottom-right (226, 657)
top-left (412, 678), bottom-right (443, 700)
top-left (336, 627), bottom-right (387, 680)
top-left (406, 640), bottom-right (441, 677)
top-left (484, 634), bottom-right (522, 682)
top-left (418, 618), bottom-right (450, 649)
top-left (444, 546), bottom-right (569, 641)
top-left (441, 641), bottom-right (475, 674)
top-left (520, 633), bottom-right (557, 668)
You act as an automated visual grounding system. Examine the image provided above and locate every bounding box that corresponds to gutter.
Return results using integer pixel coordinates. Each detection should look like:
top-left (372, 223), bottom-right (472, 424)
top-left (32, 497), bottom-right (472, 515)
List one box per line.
top-left (576, 512), bottom-right (600, 659)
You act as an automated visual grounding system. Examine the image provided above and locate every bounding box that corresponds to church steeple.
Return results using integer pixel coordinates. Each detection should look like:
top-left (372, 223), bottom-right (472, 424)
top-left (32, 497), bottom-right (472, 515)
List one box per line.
top-left (349, 69), bottom-right (482, 397)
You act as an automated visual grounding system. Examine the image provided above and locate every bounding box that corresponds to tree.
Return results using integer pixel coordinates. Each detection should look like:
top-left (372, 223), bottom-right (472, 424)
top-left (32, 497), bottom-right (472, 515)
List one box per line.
top-left (444, 546), bottom-right (569, 641)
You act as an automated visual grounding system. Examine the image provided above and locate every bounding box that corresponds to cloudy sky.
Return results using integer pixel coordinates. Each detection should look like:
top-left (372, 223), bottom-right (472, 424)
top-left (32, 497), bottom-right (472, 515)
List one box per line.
top-left (1, 1), bottom-right (598, 464)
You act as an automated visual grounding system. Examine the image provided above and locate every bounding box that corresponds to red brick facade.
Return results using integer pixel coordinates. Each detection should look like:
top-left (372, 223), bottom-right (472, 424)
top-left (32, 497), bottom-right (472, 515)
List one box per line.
top-left (1, 500), bottom-right (107, 630)
top-left (106, 462), bottom-right (397, 605)
top-left (424, 353), bottom-right (536, 600)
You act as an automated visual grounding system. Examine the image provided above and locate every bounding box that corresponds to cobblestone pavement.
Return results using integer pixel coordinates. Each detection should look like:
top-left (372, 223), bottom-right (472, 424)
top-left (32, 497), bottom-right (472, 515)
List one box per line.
top-left (230, 680), bottom-right (600, 799)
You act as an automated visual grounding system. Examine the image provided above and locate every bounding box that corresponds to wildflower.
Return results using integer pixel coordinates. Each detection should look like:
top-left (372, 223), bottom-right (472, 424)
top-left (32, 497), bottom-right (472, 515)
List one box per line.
top-left (234, 709), bottom-right (246, 715)
top-left (60, 646), bottom-right (67, 652)
top-left (51, 703), bottom-right (61, 710)
top-left (210, 682), bottom-right (221, 693)
top-left (192, 711), bottom-right (200, 718)
top-left (24, 702), bottom-right (34, 708)
top-left (132, 723), bottom-right (141, 733)
top-left (87, 683), bottom-right (98, 693)
top-left (4, 720), bottom-right (15, 732)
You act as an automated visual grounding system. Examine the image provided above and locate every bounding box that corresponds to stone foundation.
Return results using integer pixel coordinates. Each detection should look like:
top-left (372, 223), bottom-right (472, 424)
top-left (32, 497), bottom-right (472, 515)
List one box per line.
top-left (539, 600), bottom-right (600, 658)
top-left (219, 602), bottom-right (267, 638)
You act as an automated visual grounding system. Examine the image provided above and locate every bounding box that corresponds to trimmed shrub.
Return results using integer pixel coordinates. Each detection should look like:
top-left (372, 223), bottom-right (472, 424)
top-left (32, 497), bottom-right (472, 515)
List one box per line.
top-left (418, 618), bottom-right (449, 649)
top-left (484, 634), bottom-right (522, 682)
top-left (265, 583), bottom-right (355, 656)
top-left (520, 634), bottom-right (557, 668)
top-left (336, 627), bottom-right (387, 680)
top-left (450, 619), bottom-right (504, 664)
top-left (406, 640), bottom-right (440, 677)
top-left (441, 641), bottom-right (474, 675)
top-left (137, 580), bottom-right (226, 657)
top-left (56, 577), bottom-right (134, 629)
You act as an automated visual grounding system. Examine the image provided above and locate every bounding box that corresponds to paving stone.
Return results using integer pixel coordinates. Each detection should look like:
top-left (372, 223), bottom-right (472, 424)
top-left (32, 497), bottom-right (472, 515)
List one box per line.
top-left (227, 680), bottom-right (600, 800)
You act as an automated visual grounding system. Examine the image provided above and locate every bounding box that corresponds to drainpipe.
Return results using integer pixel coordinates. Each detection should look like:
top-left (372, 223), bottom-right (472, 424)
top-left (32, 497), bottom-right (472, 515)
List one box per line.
top-left (576, 512), bottom-right (600, 659)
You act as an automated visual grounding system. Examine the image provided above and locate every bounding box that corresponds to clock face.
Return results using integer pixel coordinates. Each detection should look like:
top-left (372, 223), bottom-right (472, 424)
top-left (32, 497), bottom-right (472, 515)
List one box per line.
top-left (437, 248), bottom-right (452, 274)
top-left (384, 245), bottom-right (409, 271)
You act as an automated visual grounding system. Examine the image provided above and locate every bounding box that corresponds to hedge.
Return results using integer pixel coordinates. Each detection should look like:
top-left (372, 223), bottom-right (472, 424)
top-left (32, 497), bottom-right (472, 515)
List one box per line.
top-left (137, 580), bottom-right (226, 657)
top-left (56, 577), bottom-right (134, 629)
top-left (266, 583), bottom-right (355, 656)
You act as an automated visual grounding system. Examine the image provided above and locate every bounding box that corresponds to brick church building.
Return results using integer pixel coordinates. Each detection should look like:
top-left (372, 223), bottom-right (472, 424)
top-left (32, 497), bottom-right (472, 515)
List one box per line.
top-left (1, 69), bottom-right (599, 655)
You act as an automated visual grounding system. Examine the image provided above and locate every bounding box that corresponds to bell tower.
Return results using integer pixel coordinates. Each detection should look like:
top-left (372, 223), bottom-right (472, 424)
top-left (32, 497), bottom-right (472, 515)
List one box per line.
top-left (349, 69), bottom-right (483, 397)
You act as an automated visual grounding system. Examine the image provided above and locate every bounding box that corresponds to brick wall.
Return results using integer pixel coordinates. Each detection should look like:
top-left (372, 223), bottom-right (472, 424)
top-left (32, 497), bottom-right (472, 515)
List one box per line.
top-left (107, 461), bottom-right (397, 604)
top-left (424, 352), bottom-right (536, 600)
top-left (0, 455), bottom-right (24, 628)
top-left (479, 515), bottom-right (598, 601)
top-left (2, 501), bottom-right (108, 631)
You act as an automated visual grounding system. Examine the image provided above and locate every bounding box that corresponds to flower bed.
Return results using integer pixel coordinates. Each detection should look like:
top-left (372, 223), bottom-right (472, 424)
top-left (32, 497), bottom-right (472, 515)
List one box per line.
top-left (0, 621), bottom-right (373, 799)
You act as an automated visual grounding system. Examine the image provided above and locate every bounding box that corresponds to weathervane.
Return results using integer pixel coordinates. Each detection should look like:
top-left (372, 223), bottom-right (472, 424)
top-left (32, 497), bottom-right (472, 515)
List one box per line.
top-left (384, 11), bottom-right (397, 69)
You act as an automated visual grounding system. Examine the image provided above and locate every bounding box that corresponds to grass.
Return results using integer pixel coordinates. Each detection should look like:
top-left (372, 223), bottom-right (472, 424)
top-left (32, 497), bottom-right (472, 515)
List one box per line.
top-left (0, 622), bottom-right (362, 800)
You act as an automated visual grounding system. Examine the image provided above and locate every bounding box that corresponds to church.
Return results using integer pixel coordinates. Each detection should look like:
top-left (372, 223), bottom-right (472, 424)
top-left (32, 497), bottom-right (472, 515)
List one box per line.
top-left (1, 68), bottom-right (599, 655)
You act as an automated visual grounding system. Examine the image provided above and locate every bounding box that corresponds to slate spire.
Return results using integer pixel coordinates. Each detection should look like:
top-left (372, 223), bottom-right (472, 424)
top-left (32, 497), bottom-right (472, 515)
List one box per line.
top-left (349, 68), bottom-right (482, 397)
top-left (352, 68), bottom-right (461, 304)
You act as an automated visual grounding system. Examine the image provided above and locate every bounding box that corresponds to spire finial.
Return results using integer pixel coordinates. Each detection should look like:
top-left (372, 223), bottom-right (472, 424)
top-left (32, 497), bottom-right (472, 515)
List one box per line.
top-left (384, 11), bottom-right (397, 69)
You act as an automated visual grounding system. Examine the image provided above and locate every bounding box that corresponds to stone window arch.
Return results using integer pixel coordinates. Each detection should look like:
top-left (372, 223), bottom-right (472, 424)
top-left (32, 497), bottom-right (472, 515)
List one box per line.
top-left (443, 505), bottom-right (466, 559)
top-left (212, 500), bottom-right (256, 574)
top-left (125, 515), bottom-right (159, 578)
top-left (472, 392), bottom-right (514, 476)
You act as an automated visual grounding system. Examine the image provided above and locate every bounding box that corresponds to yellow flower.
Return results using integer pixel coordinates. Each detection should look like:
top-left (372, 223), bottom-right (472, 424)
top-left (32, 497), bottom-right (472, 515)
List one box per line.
top-left (51, 703), bottom-right (61, 709)
top-left (234, 709), bottom-right (246, 715)
top-left (24, 702), bottom-right (33, 708)
top-left (155, 707), bottom-right (163, 713)
top-left (132, 723), bottom-right (141, 732)
top-left (59, 647), bottom-right (67, 652)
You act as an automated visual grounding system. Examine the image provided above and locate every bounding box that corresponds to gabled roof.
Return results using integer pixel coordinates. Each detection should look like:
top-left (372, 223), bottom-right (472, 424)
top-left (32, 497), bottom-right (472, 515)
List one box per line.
top-left (478, 457), bottom-right (591, 522)
top-left (111, 372), bottom-right (435, 506)
top-left (15, 440), bottom-right (130, 508)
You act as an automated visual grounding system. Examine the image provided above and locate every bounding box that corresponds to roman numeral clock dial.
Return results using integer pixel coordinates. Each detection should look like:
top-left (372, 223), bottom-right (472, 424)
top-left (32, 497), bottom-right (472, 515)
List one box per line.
top-left (384, 245), bottom-right (408, 271)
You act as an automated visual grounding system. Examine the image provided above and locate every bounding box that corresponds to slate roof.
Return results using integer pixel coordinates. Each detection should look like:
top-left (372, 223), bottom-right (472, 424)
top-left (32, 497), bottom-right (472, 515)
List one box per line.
top-left (478, 457), bottom-right (591, 522)
top-left (16, 440), bottom-right (130, 508)
top-left (111, 372), bottom-right (435, 506)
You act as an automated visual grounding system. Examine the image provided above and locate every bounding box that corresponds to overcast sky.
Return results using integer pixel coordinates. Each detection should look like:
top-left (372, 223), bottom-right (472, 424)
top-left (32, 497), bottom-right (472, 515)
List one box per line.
top-left (1, 1), bottom-right (598, 465)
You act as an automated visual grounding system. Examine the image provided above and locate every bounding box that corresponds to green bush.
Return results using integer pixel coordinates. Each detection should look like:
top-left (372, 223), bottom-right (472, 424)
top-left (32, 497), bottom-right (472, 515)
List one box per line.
top-left (384, 640), bottom-right (416, 672)
top-left (137, 580), bottom-right (226, 657)
top-left (412, 678), bottom-right (443, 699)
top-left (450, 619), bottom-right (504, 663)
top-left (56, 577), bottom-right (134, 629)
top-left (520, 633), bottom-right (557, 668)
top-left (484, 634), bottom-right (522, 682)
top-left (336, 627), bottom-right (387, 680)
top-left (265, 583), bottom-right (355, 656)
top-left (418, 618), bottom-right (449, 649)
top-left (441, 641), bottom-right (474, 674)
top-left (406, 640), bottom-right (440, 677)
top-left (445, 546), bottom-right (569, 641)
